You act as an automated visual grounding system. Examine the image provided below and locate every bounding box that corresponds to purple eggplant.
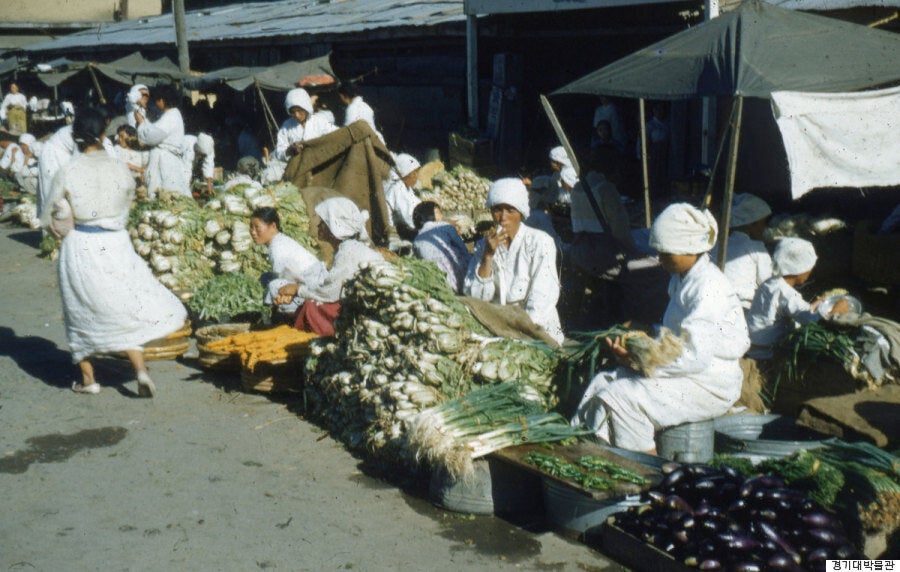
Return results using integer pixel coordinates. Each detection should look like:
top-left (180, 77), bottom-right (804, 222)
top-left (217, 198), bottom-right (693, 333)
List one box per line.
top-left (767, 553), bottom-right (805, 571)
top-left (757, 521), bottom-right (801, 563)
top-left (801, 511), bottom-right (841, 530)
top-left (727, 535), bottom-right (759, 551)
top-left (806, 528), bottom-right (843, 546)
top-left (699, 559), bottom-right (722, 570)
top-left (661, 468), bottom-right (686, 490)
top-left (661, 461), bottom-right (682, 474)
top-left (740, 475), bottom-right (785, 497)
top-left (665, 494), bottom-right (693, 513)
top-left (732, 563), bottom-right (763, 572)
top-left (835, 545), bottom-right (856, 559)
top-left (644, 490), bottom-right (666, 506)
top-left (806, 547), bottom-right (832, 562)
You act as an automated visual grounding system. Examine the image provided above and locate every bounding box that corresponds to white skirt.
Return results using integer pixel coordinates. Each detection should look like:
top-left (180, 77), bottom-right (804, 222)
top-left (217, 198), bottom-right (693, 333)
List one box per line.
top-left (58, 228), bottom-right (187, 362)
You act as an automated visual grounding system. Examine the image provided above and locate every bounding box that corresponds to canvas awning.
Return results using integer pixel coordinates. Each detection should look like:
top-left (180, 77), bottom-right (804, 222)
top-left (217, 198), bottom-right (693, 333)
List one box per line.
top-left (553, 0), bottom-right (900, 100)
top-left (33, 52), bottom-right (191, 89)
top-left (184, 54), bottom-right (334, 92)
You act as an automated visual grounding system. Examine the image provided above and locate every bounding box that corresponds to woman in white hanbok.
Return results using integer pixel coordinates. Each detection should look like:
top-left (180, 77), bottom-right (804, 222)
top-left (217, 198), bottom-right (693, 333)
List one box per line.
top-left (463, 178), bottom-right (564, 345)
top-left (249, 207), bottom-right (326, 317)
top-left (136, 85), bottom-right (189, 198)
top-left (572, 204), bottom-right (750, 452)
top-left (46, 108), bottom-right (187, 396)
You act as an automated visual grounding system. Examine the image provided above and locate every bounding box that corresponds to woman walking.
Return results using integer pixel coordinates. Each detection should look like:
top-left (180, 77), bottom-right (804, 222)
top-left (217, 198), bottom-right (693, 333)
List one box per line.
top-left (46, 108), bottom-right (187, 396)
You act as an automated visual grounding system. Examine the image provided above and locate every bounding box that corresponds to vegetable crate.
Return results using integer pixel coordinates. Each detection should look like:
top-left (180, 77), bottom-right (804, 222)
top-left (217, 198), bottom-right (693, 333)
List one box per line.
top-left (600, 517), bottom-right (693, 572)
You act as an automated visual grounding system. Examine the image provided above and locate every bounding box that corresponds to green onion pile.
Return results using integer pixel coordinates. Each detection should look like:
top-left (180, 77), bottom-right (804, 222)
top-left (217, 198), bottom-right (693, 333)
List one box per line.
top-left (187, 272), bottom-right (271, 324)
top-left (771, 322), bottom-right (858, 405)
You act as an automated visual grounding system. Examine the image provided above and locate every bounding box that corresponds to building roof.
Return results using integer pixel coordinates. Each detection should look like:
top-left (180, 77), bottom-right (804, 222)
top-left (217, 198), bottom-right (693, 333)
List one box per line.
top-left (23, 0), bottom-right (466, 54)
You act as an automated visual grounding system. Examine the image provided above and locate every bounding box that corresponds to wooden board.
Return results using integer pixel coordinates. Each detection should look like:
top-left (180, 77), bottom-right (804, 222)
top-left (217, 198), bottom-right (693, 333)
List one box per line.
top-left (490, 441), bottom-right (661, 501)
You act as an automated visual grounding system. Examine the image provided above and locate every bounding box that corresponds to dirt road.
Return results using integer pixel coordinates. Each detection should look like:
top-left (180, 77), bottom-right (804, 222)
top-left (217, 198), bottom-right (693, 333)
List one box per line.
top-left (0, 225), bottom-right (614, 571)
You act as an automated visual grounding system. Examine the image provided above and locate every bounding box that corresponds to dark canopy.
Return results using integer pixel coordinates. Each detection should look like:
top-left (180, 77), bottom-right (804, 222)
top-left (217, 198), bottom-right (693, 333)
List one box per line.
top-left (34, 52), bottom-right (190, 88)
top-left (185, 54), bottom-right (334, 92)
top-left (554, 0), bottom-right (900, 100)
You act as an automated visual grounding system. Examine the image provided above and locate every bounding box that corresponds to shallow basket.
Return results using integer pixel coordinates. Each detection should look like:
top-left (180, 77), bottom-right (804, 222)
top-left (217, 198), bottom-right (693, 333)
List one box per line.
top-left (240, 358), bottom-right (305, 394)
top-left (194, 323), bottom-right (252, 372)
top-left (109, 321), bottom-right (192, 361)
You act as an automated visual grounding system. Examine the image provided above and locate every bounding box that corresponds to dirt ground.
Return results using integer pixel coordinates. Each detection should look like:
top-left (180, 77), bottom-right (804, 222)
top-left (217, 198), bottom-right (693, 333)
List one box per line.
top-left (0, 225), bottom-right (617, 572)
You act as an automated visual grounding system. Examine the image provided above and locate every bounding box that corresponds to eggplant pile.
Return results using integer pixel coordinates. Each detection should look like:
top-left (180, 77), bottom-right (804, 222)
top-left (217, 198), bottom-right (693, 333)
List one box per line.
top-left (612, 462), bottom-right (864, 570)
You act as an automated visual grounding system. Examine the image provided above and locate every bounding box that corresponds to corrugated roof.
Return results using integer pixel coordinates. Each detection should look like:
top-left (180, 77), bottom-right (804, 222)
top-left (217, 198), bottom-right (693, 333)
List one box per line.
top-left (24, 0), bottom-right (465, 54)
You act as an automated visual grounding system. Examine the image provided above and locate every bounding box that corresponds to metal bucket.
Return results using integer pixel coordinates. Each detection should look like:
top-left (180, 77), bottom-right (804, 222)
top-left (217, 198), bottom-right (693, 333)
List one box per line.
top-left (656, 419), bottom-right (715, 463)
top-left (542, 479), bottom-right (644, 538)
top-left (429, 458), bottom-right (542, 516)
top-left (714, 414), bottom-right (831, 462)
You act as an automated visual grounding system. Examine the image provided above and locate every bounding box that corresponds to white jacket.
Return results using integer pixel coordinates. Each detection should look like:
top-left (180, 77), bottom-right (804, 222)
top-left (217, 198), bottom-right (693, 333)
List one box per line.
top-left (299, 239), bottom-right (383, 304)
top-left (265, 233), bottom-right (327, 313)
top-left (464, 224), bottom-right (563, 344)
top-left (274, 113), bottom-right (337, 162)
top-left (138, 108), bottom-right (188, 197)
top-left (38, 125), bottom-right (77, 220)
top-left (712, 231), bottom-right (773, 310)
top-left (344, 96), bottom-right (384, 143)
top-left (747, 276), bottom-right (819, 359)
top-left (383, 178), bottom-right (421, 232)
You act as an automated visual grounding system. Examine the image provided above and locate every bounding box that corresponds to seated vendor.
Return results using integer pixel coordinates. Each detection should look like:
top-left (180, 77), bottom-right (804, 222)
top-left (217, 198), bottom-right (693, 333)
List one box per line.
top-left (712, 193), bottom-right (773, 313)
top-left (293, 197), bottom-right (384, 336)
top-left (249, 207), bottom-right (326, 318)
top-left (571, 203), bottom-right (750, 454)
top-left (463, 178), bottom-right (564, 345)
top-left (746, 237), bottom-right (849, 360)
top-left (412, 201), bottom-right (471, 294)
top-left (384, 153), bottom-right (422, 241)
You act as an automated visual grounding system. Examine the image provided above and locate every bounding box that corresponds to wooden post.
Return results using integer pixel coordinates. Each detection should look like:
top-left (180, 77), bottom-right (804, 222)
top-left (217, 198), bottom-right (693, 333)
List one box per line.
top-left (174, 0), bottom-right (191, 75)
top-left (87, 65), bottom-right (106, 105)
top-left (539, 94), bottom-right (579, 175)
top-left (466, 14), bottom-right (479, 130)
top-left (716, 95), bottom-right (743, 270)
top-left (639, 98), bottom-right (651, 228)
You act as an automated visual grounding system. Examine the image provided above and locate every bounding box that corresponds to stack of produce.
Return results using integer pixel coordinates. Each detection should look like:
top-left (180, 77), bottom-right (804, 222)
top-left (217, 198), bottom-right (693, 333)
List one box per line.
top-left (523, 451), bottom-right (648, 491)
top-left (408, 383), bottom-right (586, 480)
top-left (304, 257), bottom-right (562, 466)
top-left (8, 195), bottom-right (40, 229)
top-left (716, 440), bottom-right (900, 538)
top-left (187, 273), bottom-right (270, 324)
top-left (420, 165), bottom-right (491, 214)
top-left (204, 325), bottom-right (318, 371)
top-left (613, 462), bottom-right (864, 569)
top-left (764, 213), bottom-right (847, 243)
top-left (124, 182), bottom-right (316, 296)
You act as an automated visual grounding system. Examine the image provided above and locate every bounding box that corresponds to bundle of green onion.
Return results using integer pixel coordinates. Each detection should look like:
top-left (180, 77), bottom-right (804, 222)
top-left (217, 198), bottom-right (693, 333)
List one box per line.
top-left (408, 383), bottom-right (588, 480)
top-left (187, 272), bottom-right (271, 323)
top-left (770, 322), bottom-right (858, 405)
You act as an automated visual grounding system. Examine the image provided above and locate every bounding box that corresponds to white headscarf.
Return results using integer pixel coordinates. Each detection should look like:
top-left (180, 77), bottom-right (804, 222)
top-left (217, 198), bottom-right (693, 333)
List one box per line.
top-left (560, 165), bottom-right (578, 188)
top-left (316, 197), bottom-right (369, 241)
top-left (549, 146), bottom-right (572, 168)
top-left (284, 88), bottom-right (314, 115)
top-left (394, 153), bottom-right (420, 178)
top-left (649, 203), bottom-right (718, 254)
top-left (773, 237), bottom-right (817, 276)
top-left (486, 178), bottom-right (530, 219)
top-left (730, 193), bottom-right (772, 228)
top-left (127, 84), bottom-right (148, 106)
top-left (195, 132), bottom-right (215, 156)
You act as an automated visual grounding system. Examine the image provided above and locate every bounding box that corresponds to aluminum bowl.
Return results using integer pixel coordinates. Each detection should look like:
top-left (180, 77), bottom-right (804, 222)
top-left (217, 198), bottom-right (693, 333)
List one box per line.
top-left (818, 294), bottom-right (862, 318)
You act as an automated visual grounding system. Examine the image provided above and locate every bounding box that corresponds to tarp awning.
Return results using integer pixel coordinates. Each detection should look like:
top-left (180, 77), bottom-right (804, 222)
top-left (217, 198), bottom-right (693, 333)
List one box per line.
top-left (185, 54), bottom-right (334, 92)
top-left (33, 52), bottom-right (191, 88)
top-left (553, 0), bottom-right (900, 100)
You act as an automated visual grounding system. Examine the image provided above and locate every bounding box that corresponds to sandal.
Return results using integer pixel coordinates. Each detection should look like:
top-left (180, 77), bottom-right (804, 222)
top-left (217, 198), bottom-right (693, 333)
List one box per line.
top-left (136, 371), bottom-right (156, 398)
top-left (72, 382), bottom-right (101, 395)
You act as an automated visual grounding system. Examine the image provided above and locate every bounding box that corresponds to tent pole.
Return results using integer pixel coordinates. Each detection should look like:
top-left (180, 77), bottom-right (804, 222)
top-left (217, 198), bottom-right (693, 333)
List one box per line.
top-left (639, 98), bottom-right (651, 228)
top-left (466, 13), bottom-right (479, 130)
top-left (255, 81), bottom-right (278, 151)
top-left (716, 95), bottom-right (743, 270)
top-left (87, 65), bottom-right (107, 105)
top-left (701, 100), bottom-right (737, 208)
top-left (539, 94), bottom-right (580, 175)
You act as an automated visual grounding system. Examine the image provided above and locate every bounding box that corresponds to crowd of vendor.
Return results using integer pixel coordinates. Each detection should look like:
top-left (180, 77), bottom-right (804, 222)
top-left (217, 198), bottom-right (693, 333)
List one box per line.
top-left (2, 78), bottom-right (897, 459)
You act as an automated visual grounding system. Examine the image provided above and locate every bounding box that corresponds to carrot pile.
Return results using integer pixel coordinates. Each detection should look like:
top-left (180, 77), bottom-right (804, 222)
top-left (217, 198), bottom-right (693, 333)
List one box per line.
top-left (205, 325), bottom-right (319, 371)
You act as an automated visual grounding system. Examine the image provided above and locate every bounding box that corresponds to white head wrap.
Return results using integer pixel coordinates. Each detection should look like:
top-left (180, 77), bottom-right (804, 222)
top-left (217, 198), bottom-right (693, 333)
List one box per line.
top-left (195, 132), bottom-right (215, 156)
top-left (649, 203), bottom-right (718, 254)
top-left (486, 178), bottom-right (530, 219)
top-left (127, 84), bottom-right (148, 106)
top-left (18, 133), bottom-right (36, 148)
top-left (549, 146), bottom-right (572, 168)
top-left (560, 165), bottom-right (578, 188)
top-left (284, 88), bottom-right (314, 115)
top-left (316, 197), bottom-right (370, 241)
top-left (394, 153), bottom-right (420, 178)
top-left (773, 237), bottom-right (817, 276)
top-left (730, 193), bottom-right (772, 228)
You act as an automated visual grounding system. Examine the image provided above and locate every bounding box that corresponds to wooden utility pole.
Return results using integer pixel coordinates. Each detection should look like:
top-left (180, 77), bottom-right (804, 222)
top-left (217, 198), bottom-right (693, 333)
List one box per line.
top-left (174, 0), bottom-right (190, 74)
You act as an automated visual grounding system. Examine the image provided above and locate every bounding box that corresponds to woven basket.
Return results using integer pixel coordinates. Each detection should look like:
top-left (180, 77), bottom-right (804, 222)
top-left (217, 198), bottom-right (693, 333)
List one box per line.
top-left (852, 220), bottom-right (900, 286)
top-left (240, 359), bottom-right (304, 394)
top-left (107, 321), bottom-right (192, 361)
top-left (194, 323), bottom-right (252, 372)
